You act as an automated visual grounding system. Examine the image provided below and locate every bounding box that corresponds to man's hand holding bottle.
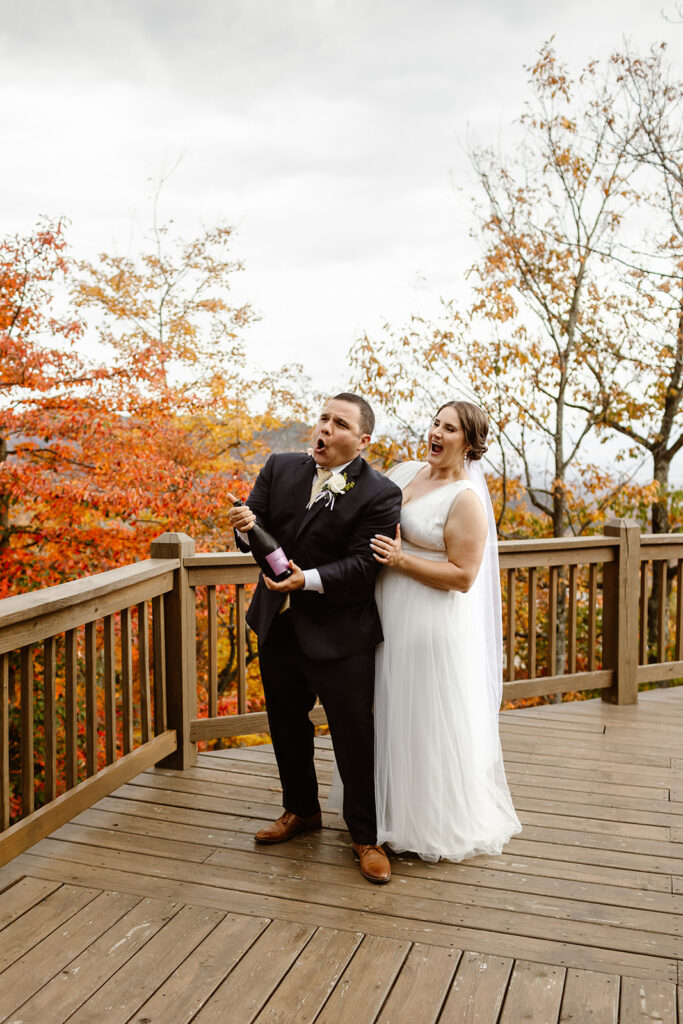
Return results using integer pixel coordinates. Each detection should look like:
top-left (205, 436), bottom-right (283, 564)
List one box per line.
top-left (227, 493), bottom-right (305, 592)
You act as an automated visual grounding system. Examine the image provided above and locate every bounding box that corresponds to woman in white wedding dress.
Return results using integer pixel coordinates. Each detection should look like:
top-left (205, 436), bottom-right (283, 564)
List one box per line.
top-left (367, 400), bottom-right (521, 863)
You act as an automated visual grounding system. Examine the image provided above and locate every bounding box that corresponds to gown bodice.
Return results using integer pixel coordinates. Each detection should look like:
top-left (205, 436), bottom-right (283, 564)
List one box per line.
top-left (391, 461), bottom-right (477, 560)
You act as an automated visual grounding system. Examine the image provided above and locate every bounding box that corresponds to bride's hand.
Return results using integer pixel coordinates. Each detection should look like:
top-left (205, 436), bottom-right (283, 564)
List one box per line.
top-left (371, 524), bottom-right (404, 567)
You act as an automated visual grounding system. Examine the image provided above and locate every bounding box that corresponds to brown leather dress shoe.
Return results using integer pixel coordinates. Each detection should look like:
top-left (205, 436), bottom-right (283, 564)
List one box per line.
top-left (254, 810), bottom-right (322, 844)
top-left (352, 842), bottom-right (392, 883)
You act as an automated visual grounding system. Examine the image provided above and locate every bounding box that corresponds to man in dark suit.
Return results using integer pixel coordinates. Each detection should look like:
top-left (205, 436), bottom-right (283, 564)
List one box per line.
top-left (228, 393), bottom-right (402, 883)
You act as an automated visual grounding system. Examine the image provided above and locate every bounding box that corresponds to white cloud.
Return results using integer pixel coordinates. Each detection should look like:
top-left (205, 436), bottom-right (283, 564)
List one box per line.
top-left (1, 0), bottom-right (681, 405)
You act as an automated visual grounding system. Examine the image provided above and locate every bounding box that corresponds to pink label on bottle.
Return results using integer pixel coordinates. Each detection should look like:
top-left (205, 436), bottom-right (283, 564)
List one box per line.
top-left (266, 548), bottom-right (290, 575)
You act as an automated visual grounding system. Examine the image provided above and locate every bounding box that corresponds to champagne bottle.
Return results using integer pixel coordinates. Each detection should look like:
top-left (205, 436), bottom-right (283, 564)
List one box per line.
top-left (233, 500), bottom-right (293, 582)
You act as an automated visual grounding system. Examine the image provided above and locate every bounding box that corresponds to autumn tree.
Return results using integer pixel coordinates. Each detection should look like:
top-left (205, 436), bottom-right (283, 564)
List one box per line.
top-left (1, 213), bottom-right (311, 595)
top-left (588, 43), bottom-right (683, 533)
top-left (353, 42), bottom-right (642, 540)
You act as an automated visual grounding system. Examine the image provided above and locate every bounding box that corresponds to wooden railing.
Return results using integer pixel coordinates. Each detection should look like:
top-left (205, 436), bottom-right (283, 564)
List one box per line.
top-left (2, 519), bottom-right (682, 865)
top-left (0, 541), bottom-right (185, 866)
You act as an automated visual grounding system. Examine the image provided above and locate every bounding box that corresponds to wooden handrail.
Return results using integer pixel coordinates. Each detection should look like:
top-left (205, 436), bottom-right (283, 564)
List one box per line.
top-left (0, 558), bottom-right (178, 626)
top-left (0, 560), bottom-right (177, 655)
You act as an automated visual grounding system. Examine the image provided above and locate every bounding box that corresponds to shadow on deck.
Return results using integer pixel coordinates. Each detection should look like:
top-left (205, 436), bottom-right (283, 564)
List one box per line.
top-left (0, 688), bottom-right (682, 1024)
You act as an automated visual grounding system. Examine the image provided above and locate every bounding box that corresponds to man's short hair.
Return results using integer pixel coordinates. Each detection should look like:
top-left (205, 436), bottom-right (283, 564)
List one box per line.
top-left (332, 393), bottom-right (375, 436)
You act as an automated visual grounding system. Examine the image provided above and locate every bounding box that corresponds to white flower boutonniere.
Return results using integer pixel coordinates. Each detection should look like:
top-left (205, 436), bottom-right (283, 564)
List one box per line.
top-left (308, 471), bottom-right (355, 511)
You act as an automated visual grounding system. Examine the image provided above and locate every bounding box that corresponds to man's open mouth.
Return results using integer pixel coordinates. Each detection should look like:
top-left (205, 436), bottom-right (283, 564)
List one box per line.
top-left (316, 438), bottom-right (326, 451)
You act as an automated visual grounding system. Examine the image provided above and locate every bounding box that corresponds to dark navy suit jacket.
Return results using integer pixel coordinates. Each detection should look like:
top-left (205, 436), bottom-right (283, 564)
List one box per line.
top-left (238, 452), bottom-right (402, 661)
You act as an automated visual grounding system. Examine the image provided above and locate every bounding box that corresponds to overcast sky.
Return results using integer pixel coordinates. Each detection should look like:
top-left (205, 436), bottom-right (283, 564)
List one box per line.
top-left (1, 0), bottom-right (680, 400)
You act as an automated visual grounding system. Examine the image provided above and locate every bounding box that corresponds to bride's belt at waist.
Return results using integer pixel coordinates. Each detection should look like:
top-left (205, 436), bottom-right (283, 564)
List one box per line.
top-left (400, 540), bottom-right (448, 562)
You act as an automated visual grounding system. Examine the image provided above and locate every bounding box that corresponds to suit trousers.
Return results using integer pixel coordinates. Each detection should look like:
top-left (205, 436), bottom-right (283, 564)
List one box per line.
top-left (258, 610), bottom-right (377, 844)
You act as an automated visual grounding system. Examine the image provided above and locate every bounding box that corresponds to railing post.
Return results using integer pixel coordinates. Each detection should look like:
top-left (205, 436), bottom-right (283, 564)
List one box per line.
top-left (150, 532), bottom-right (197, 768)
top-left (602, 518), bottom-right (640, 705)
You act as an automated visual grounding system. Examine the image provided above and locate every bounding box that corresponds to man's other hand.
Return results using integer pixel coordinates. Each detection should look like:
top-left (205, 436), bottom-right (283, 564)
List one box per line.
top-left (263, 561), bottom-right (306, 592)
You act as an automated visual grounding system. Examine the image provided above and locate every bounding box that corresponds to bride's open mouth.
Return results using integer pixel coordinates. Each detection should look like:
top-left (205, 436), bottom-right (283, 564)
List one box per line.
top-left (430, 441), bottom-right (443, 454)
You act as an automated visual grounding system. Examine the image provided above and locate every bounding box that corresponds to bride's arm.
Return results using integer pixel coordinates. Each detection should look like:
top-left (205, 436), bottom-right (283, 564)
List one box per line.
top-left (370, 490), bottom-right (487, 592)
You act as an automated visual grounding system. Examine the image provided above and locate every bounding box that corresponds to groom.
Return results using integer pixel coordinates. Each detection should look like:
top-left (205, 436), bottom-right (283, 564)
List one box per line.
top-left (228, 393), bottom-right (402, 883)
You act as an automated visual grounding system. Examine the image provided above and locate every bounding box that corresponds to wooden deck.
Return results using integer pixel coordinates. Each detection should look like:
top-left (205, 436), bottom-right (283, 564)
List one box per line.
top-left (0, 687), bottom-right (681, 1024)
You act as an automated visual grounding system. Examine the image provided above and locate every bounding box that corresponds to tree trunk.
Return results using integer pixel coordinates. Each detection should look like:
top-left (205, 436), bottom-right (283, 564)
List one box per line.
top-left (651, 452), bottom-right (670, 535)
top-left (647, 451), bottom-right (672, 658)
top-left (0, 434), bottom-right (8, 550)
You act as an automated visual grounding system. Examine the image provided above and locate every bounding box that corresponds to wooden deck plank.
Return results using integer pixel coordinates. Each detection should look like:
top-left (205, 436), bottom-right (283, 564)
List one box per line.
top-left (503, 833), bottom-right (683, 875)
top-left (66, 903), bottom-right (227, 1024)
top-left (125, 771), bottom-right (683, 867)
top-left (498, 960), bottom-right (565, 1024)
top-left (498, 712), bottom-right (607, 733)
top-left (439, 951), bottom-right (513, 1023)
top-left (66, 806), bottom-right (683, 916)
top-left (507, 772), bottom-right (670, 801)
top-left (91, 790), bottom-right (676, 892)
top-left (619, 976), bottom-right (678, 1023)
top-left (375, 942), bottom-right (460, 1023)
top-left (558, 968), bottom-right (620, 1023)
top-left (131, 912), bottom-right (269, 1024)
top-left (157, 761), bottom-right (682, 836)
top-left (315, 934), bottom-right (411, 1024)
top-left (0, 889), bottom-right (139, 1019)
top-left (0, 875), bottom-right (60, 930)
top-left (6, 896), bottom-right (183, 1024)
top-left (15, 849), bottom-right (679, 982)
top-left (191, 919), bottom-right (315, 1024)
top-left (253, 926), bottom-right (363, 1023)
top-left (500, 735), bottom-right (673, 768)
top-left (0, 883), bottom-right (100, 973)
top-left (26, 834), bottom-right (683, 961)
top-left (510, 789), bottom-right (683, 825)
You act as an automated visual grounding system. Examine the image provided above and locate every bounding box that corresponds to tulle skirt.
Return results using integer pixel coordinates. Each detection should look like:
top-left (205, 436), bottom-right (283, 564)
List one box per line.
top-left (373, 545), bottom-right (521, 863)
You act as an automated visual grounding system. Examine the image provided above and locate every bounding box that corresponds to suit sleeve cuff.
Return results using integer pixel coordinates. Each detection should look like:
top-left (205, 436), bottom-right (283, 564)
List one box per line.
top-left (303, 568), bottom-right (324, 593)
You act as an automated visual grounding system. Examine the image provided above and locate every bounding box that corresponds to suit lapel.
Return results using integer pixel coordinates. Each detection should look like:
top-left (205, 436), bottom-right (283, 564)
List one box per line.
top-left (293, 455), bottom-right (364, 544)
top-left (293, 457), bottom-right (317, 530)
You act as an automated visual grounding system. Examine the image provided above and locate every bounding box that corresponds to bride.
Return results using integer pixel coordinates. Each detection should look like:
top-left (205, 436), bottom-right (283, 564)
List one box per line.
top-left (335, 399), bottom-right (521, 863)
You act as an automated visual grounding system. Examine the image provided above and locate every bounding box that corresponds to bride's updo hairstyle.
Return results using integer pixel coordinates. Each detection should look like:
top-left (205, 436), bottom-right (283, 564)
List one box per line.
top-left (436, 400), bottom-right (489, 461)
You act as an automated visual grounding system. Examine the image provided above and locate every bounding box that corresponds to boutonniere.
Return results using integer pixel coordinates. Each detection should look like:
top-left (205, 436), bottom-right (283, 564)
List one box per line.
top-left (308, 471), bottom-right (356, 511)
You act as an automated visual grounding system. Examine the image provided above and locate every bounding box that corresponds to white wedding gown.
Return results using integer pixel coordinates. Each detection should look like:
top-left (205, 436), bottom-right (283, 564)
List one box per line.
top-left (328, 461), bottom-right (521, 863)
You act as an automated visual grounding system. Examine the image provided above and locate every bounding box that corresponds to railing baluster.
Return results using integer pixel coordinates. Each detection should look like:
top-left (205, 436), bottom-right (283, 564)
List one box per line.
top-left (103, 615), bottom-right (116, 764)
top-left (236, 584), bottom-right (247, 715)
top-left (121, 608), bottom-right (133, 756)
top-left (548, 566), bottom-right (558, 674)
top-left (639, 560), bottom-right (648, 665)
top-left (528, 567), bottom-right (537, 680)
top-left (676, 559), bottom-right (683, 660)
top-left (65, 629), bottom-right (78, 789)
top-left (152, 595), bottom-right (167, 735)
top-left (568, 564), bottom-right (577, 674)
top-left (207, 586), bottom-right (218, 720)
top-left (138, 602), bottom-right (151, 744)
top-left (1, 653), bottom-right (9, 830)
top-left (506, 568), bottom-right (516, 682)
top-left (656, 560), bottom-right (667, 663)
top-left (587, 563), bottom-right (597, 671)
top-left (21, 647), bottom-right (34, 816)
top-left (84, 621), bottom-right (97, 777)
top-left (43, 636), bottom-right (56, 802)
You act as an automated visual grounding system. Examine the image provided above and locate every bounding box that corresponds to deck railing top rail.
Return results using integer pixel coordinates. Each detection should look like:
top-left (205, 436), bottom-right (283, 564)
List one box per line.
top-left (0, 558), bottom-right (179, 655)
top-left (0, 558), bottom-right (179, 629)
